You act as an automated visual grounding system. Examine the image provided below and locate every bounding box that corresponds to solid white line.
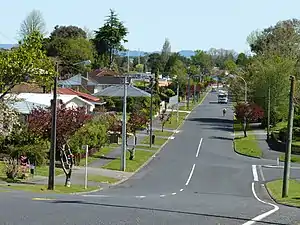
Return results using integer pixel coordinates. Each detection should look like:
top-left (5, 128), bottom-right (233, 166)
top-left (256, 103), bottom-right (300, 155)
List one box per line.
top-left (242, 182), bottom-right (279, 225)
top-left (159, 194), bottom-right (166, 197)
top-left (252, 165), bottom-right (259, 181)
top-left (185, 164), bottom-right (196, 186)
top-left (196, 138), bottom-right (203, 158)
top-left (171, 192), bottom-right (176, 195)
top-left (136, 196), bottom-right (146, 199)
top-left (180, 189), bottom-right (184, 192)
top-left (82, 195), bottom-right (109, 197)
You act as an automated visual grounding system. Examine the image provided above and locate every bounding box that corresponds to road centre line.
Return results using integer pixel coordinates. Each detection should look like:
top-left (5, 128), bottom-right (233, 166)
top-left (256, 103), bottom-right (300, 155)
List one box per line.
top-left (196, 138), bottom-right (203, 158)
top-left (185, 164), bottom-right (196, 186)
top-left (252, 165), bottom-right (259, 181)
top-left (242, 182), bottom-right (279, 225)
top-left (171, 192), bottom-right (176, 195)
top-left (180, 189), bottom-right (184, 192)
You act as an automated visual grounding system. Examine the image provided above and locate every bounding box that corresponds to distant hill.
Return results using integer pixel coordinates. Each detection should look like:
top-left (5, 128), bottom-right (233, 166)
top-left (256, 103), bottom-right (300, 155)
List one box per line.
top-left (119, 50), bottom-right (196, 58)
top-left (0, 44), bottom-right (17, 49)
top-left (1, 43), bottom-right (196, 57)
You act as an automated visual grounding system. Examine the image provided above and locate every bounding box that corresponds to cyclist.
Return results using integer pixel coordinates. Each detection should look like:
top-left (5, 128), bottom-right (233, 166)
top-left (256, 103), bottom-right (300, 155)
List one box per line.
top-left (223, 108), bottom-right (227, 116)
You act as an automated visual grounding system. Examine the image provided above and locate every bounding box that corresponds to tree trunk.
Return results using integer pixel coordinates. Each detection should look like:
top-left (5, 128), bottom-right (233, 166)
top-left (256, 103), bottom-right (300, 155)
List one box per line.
top-left (134, 134), bottom-right (137, 146)
top-left (65, 169), bottom-right (72, 187)
top-left (162, 124), bottom-right (164, 132)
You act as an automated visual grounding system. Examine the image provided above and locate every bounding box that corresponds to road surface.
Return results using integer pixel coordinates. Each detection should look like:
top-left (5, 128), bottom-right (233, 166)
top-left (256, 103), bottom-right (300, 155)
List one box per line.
top-left (0, 92), bottom-right (300, 225)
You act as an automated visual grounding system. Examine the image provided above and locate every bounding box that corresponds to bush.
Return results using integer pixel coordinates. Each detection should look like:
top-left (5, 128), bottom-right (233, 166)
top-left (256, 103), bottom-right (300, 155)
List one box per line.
top-left (278, 127), bottom-right (300, 142)
top-left (164, 89), bottom-right (175, 97)
top-left (294, 115), bottom-right (300, 127)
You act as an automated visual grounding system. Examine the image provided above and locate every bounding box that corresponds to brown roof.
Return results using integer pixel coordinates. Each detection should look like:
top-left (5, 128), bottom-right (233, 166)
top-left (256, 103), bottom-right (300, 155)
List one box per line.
top-left (57, 88), bottom-right (100, 102)
top-left (10, 83), bottom-right (44, 93)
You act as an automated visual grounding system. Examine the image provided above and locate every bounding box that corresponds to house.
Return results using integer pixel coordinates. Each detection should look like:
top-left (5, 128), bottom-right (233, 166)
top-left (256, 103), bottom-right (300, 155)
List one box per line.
top-left (57, 88), bottom-right (104, 105)
top-left (58, 69), bottom-right (132, 94)
top-left (9, 93), bottom-right (95, 113)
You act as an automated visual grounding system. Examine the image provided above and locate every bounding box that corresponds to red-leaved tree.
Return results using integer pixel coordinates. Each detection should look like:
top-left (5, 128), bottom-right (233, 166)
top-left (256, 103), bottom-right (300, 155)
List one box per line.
top-left (234, 102), bottom-right (264, 137)
top-left (127, 111), bottom-right (148, 160)
top-left (28, 104), bottom-right (91, 186)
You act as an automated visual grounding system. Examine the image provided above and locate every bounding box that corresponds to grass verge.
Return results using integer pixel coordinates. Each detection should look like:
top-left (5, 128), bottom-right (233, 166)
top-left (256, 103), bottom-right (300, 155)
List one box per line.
top-left (164, 112), bottom-right (189, 130)
top-left (153, 130), bottom-right (173, 137)
top-left (102, 151), bottom-right (155, 172)
top-left (234, 134), bottom-right (263, 158)
top-left (279, 154), bottom-right (300, 163)
top-left (87, 175), bottom-right (119, 184)
top-left (2, 184), bottom-right (98, 194)
top-left (79, 143), bottom-right (120, 166)
top-left (140, 136), bottom-right (168, 146)
top-left (267, 179), bottom-right (300, 207)
top-left (134, 145), bottom-right (159, 151)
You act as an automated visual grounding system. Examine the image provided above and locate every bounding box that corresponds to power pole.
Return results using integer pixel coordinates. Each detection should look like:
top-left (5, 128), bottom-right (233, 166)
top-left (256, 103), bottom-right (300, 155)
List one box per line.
top-left (187, 75), bottom-right (191, 110)
top-left (48, 64), bottom-right (58, 190)
top-left (282, 75), bottom-right (295, 198)
top-left (121, 76), bottom-right (127, 171)
top-left (267, 86), bottom-right (271, 141)
top-left (177, 81), bottom-right (179, 125)
top-left (149, 78), bottom-right (154, 148)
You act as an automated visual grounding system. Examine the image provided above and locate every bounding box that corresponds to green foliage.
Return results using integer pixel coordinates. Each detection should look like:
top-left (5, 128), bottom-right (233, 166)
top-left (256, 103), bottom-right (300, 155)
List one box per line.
top-left (93, 9), bottom-right (128, 68)
top-left (50, 25), bottom-right (87, 39)
top-left (224, 59), bottom-right (237, 73)
top-left (191, 50), bottom-right (213, 73)
top-left (164, 88), bottom-right (175, 97)
top-left (69, 121), bottom-right (108, 154)
top-left (236, 53), bottom-right (249, 67)
top-left (147, 53), bottom-right (163, 74)
top-left (0, 31), bottom-right (55, 99)
top-left (0, 126), bottom-right (49, 166)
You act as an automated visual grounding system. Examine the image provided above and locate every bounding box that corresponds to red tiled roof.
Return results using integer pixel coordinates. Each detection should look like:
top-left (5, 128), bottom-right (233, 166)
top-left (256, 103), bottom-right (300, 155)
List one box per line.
top-left (57, 88), bottom-right (100, 102)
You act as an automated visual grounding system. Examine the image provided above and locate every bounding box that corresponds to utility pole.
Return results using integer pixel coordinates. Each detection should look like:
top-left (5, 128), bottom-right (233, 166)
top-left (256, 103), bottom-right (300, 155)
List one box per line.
top-left (149, 78), bottom-right (154, 148)
top-left (282, 75), bottom-right (295, 198)
top-left (127, 51), bottom-right (130, 73)
top-left (121, 76), bottom-right (127, 171)
top-left (48, 63), bottom-right (58, 190)
top-left (187, 74), bottom-right (191, 110)
top-left (177, 81), bottom-right (179, 125)
top-left (267, 86), bottom-right (271, 141)
top-left (193, 78), bottom-right (196, 103)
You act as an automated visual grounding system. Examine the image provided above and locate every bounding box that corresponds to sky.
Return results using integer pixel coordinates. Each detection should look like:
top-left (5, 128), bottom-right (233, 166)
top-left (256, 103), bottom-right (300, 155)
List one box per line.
top-left (0, 0), bottom-right (299, 53)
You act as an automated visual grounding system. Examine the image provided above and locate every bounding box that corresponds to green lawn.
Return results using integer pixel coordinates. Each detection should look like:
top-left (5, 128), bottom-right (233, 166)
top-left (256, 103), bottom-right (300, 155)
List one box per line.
top-left (153, 130), bottom-right (173, 137)
top-left (279, 154), bottom-right (300, 163)
top-left (178, 92), bottom-right (207, 110)
top-left (234, 134), bottom-right (263, 158)
top-left (134, 145), bottom-right (159, 151)
top-left (79, 143), bottom-right (120, 166)
top-left (270, 121), bottom-right (287, 132)
top-left (163, 112), bottom-right (189, 130)
top-left (267, 179), bottom-right (300, 207)
top-left (140, 136), bottom-right (168, 146)
top-left (34, 165), bottom-right (64, 177)
top-left (2, 184), bottom-right (98, 194)
top-left (102, 151), bottom-right (155, 172)
top-left (87, 175), bottom-right (119, 184)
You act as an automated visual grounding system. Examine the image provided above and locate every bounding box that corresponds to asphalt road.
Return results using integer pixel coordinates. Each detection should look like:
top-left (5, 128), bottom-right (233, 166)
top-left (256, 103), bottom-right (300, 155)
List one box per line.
top-left (1, 92), bottom-right (300, 225)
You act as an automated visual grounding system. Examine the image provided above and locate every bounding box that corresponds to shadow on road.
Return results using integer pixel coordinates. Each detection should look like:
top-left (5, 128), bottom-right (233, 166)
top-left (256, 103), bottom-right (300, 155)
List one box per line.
top-left (45, 200), bottom-right (288, 225)
top-left (203, 126), bottom-right (233, 132)
top-left (209, 136), bottom-right (234, 141)
top-left (187, 117), bottom-right (233, 124)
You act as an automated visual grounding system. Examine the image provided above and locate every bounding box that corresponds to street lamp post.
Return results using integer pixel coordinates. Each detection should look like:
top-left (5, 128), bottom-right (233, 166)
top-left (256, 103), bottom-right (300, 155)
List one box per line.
top-left (187, 73), bottom-right (191, 110)
top-left (48, 60), bottom-right (91, 190)
top-left (149, 77), bottom-right (154, 148)
top-left (121, 76), bottom-right (128, 171)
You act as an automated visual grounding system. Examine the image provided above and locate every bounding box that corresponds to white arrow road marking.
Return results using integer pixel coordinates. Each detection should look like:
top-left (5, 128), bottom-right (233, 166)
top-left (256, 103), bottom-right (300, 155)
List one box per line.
top-left (252, 165), bottom-right (259, 181)
top-left (242, 182), bottom-right (279, 225)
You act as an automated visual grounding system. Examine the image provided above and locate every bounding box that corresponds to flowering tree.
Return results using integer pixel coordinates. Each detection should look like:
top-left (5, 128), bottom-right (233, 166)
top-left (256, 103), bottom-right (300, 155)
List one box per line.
top-left (28, 104), bottom-right (91, 186)
top-left (0, 102), bottom-right (20, 137)
top-left (234, 102), bottom-right (264, 137)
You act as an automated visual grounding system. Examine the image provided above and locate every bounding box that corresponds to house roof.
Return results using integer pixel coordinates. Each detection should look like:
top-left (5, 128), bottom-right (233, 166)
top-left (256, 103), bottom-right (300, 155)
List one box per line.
top-left (8, 101), bottom-right (48, 114)
top-left (93, 85), bottom-right (151, 97)
top-left (57, 88), bottom-right (100, 102)
top-left (10, 93), bottom-right (94, 108)
top-left (89, 69), bottom-right (119, 77)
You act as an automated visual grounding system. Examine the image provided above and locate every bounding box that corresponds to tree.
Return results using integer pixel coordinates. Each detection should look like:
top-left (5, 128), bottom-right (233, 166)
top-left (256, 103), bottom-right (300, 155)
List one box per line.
top-left (236, 53), bottom-right (249, 68)
top-left (191, 50), bottom-right (213, 73)
top-left (28, 104), bottom-right (91, 186)
top-left (234, 102), bottom-right (264, 137)
top-left (147, 53), bottom-right (163, 74)
top-left (0, 101), bottom-right (20, 137)
top-left (159, 109), bottom-right (171, 132)
top-left (0, 31), bottom-right (55, 100)
top-left (93, 9), bottom-right (128, 69)
top-left (49, 25), bottom-right (87, 39)
top-left (224, 59), bottom-right (237, 73)
top-left (19, 10), bottom-right (46, 39)
top-left (161, 38), bottom-right (171, 72)
top-left (127, 111), bottom-right (148, 160)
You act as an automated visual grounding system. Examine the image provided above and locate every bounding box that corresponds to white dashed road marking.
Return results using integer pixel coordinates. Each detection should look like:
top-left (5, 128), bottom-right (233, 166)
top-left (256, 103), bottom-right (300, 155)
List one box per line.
top-left (185, 164), bottom-right (196, 186)
top-left (180, 189), bottom-right (184, 192)
top-left (196, 138), bottom-right (203, 158)
top-left (171, 192), bottom-right (176, 195)
top-left (252, 165), bottom-right (259, 181)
